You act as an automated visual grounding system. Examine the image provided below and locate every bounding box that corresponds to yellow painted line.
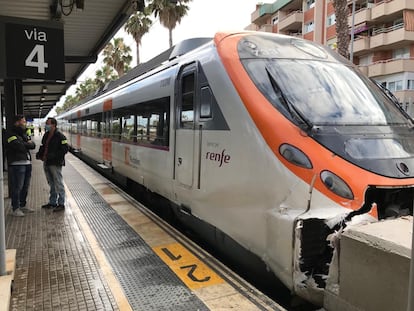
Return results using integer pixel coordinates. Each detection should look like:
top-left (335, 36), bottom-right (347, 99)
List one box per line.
top-left (153, 242), bottom-right (224, 290)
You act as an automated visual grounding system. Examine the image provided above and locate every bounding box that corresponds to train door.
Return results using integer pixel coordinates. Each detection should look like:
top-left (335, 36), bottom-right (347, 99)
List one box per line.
top-left (174, 63), bottom-right (199, 188)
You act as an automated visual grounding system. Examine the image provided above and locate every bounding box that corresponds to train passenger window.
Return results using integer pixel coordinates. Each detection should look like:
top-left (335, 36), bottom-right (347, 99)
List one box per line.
top-left (149, 114), bottom-right (160, 142)
top-left (121, 115), bottom-right (135, 142)
top-left (111, 117), bottom-right (121, 141)
top-left (90, 121), bottom-right (98, 137)
top-left (200, 87), bottom-right (212, 118)
top-left (100, 120), bottom-right (106, 138)
top-left (180, 73), bottom-right (195, 129)
top-left (81, 120), bottom-right (87, 135)
top-left (70, 121), bottom-right (77, 134)
top-left (87, 114), bottom-right (101, 137)
top-left (86, 120), bottom-right (92, 136)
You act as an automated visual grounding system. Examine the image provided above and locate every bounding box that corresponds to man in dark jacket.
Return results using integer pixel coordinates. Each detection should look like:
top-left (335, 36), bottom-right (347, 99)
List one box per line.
top-left (5, 115), bottom-right (36, 217)
top-left (36, 117), bottom-right (68, 212)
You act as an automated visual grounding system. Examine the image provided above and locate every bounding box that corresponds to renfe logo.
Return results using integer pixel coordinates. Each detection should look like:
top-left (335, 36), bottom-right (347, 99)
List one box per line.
top-left (206, 149), bottom-right (231, 167)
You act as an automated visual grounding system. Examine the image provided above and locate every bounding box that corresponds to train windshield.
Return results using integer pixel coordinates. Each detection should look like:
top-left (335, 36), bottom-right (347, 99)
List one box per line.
top-left (239, 35), bottom-right (410, 126)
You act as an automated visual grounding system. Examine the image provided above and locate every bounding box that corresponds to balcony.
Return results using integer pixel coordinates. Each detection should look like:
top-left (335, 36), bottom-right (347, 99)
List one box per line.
top-left (278, 11), bottom-right (303, 32)
top-left (259, 24), bottom-right (274, 33)
top-left (371, 0), bottom-right (414, 21)
top-left (348, 8), bottom-right (371, 26)
top-left (358, 66), bottom-right (369, 76)
top-left (251, 3), bottom-right (273, 25)
top-left (245, 23), bottom-right (258, 31)
top-left (370, 24), bottom-right (414, 49)
top-left (351, 36), bottom-right (370, 55)
top-left (367, 58), bottom-right (414, 77)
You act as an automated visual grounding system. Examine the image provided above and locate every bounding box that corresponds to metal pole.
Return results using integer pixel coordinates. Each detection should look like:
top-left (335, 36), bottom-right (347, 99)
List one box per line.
top-left (408, 215), bottom-right (414, 311)
top-left (0, 90), bottom-right (6, 276)
top-left (350, 0), bottom-right (356, 62)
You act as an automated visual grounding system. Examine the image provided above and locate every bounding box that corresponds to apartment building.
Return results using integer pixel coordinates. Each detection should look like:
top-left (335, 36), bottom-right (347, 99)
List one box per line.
top-left (248, 0), bottom-right (414, 110)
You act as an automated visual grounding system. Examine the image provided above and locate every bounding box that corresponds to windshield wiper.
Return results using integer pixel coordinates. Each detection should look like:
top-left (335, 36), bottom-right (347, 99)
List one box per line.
top-left (265, 66), bottom-right (314, 131)
top-left (371, 78), bottom-right (414, 126)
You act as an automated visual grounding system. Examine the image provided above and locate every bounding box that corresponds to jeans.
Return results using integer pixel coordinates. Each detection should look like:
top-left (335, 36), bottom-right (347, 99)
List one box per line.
top-left (9, 164), bottom-right (32, 211)
top-left (43, 164), bottom-right (65, 206)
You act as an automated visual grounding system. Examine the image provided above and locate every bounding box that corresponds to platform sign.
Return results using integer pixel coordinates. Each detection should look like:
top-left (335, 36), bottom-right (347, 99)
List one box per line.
top-left (0, 16), bottom-right (64, 80)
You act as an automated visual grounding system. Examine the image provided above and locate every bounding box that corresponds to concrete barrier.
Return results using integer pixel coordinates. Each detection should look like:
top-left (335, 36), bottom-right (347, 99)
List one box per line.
top-left (324, 217), bottom-right (411, 311)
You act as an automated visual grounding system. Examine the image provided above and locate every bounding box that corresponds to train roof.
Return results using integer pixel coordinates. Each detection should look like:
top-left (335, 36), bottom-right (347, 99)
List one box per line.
top-left (70, 37), bottom-right (213, 108)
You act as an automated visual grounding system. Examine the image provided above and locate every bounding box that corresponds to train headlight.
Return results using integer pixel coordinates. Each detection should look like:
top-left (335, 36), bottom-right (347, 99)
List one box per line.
top-left (279, 144), bottom-right (312, 169)
top-left (321, 171), bottom-right (354, 200)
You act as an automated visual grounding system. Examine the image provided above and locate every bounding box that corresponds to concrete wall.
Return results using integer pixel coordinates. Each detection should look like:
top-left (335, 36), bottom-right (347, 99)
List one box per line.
top-left (324, 217), bottom-right (412, 311)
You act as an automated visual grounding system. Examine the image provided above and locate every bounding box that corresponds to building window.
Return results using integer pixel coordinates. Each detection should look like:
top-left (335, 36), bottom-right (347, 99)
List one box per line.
top-left (393, 47), bottom-right (410, 59)
top-left (304, 21), bottom-right (315, 33)
top-left (327, 14), bottom-right (336, 26)
top-left (359, 55), bottom-right (371, 66)
top-left (388, 81), bottom-right (403, 92)
top-left (272, 16), bottom-right (278, 24)
top-left (306, 0), bottom-right (315, 10)
top-left (408, 80), bottom-right (414, 90)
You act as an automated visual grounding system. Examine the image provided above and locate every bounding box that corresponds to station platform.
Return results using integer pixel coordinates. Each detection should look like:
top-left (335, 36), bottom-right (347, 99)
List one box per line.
top-left (2, 136), bottom-right (285, 311)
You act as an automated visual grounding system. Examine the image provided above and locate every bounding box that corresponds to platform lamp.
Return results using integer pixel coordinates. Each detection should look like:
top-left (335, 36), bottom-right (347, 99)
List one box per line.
top-left (42, 86), bottom-right (48, 93)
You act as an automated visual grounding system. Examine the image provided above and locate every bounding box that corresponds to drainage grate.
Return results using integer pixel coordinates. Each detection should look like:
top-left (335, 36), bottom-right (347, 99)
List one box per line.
top-left (64, 162), bottom-right (209, 311)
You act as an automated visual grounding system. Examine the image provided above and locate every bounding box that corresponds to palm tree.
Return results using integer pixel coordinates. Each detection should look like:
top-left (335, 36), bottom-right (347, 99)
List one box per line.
top-left (148, 0), bottom-right (192, 48)
top-left (124, 10), bottom-right (153, 65)
top-left (103, 37), bottom-right (133, 77)
top-left (94, 65), bottom-right (118, 90)
top-left (332, 0), bottom-right (350, 59)
top-left (75, 78), bottom-right (97, 100)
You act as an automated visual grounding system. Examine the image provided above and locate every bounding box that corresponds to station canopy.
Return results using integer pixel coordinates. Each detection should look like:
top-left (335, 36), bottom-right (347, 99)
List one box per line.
top-left (0, 0), bottom-right (136, 119)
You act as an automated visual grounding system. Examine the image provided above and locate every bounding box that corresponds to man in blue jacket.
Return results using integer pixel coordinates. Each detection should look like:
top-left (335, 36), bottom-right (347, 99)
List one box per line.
top-left (36, 117), bottom-right (69, 212)
top-left (5, 115), bottom-right (36, 217)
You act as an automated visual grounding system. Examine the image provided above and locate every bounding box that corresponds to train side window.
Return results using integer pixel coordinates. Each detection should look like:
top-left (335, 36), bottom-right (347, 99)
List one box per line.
top-left (134, 99), bottom-right (169, 147)
top-left (180, 73), bottom-right (195, 129)
top-left (70, 121), bottom-right (77, 134)
top-left (200, 86), bottom-right (212, 119)
top-left (121, 115), bottom-right (135, 142)
top-left (100, 111), bottom-right (111, 138)
top-left (111, 116), bottom-right (121, 141)
top-left (100, 118), bottom-right (106, 138)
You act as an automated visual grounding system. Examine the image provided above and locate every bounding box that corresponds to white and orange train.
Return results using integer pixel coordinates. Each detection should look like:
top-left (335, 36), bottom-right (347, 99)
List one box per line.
top-left (58, 31), bottom-right (414, 304)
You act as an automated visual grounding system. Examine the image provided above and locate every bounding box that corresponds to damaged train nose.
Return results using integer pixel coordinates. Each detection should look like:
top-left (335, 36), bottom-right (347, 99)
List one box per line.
top-left (293, 185), bottom-right (414, 305)
top-left (347, 186), bottom-right (414, 221)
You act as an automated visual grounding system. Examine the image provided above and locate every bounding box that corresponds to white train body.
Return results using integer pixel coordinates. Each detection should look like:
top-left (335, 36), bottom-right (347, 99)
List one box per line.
top-left (59, 32), bottom-right (414, 305)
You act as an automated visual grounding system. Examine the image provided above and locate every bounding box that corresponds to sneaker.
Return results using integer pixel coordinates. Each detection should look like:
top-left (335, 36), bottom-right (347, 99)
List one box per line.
top-left (41, 203), bottom-right (56, 209)
top-left (21, 207), bottom-right (35, 213)
top-left (53, 205), bottom-right (65, 212)
top-left (12, 209), bottom-right (25, 217)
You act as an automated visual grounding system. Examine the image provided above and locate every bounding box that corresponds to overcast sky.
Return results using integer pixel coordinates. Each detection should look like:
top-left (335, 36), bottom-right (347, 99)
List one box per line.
top-left (137, 0), bottom-right (260, 62)
top-left (52, 0), bottom-right (260, 113)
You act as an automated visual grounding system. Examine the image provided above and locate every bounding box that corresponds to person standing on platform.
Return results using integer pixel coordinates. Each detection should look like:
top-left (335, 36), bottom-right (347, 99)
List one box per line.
top-left (36, 117), bottom-right (69, 212)
top-left (5, 115), bottom-right (36, 217)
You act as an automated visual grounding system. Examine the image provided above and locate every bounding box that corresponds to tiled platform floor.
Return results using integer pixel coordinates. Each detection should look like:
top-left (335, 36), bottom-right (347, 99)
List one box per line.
top-left (4, 144), bottom-right (119, 311)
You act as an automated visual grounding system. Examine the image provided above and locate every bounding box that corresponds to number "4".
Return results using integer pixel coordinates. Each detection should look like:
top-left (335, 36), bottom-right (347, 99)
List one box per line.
top-left (25, 44), bottom-right (49, 74)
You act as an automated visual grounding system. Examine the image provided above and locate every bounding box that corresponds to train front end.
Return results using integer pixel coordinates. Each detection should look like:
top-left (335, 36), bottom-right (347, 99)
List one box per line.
top-left (215, 32), bottom-right (414, 304)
